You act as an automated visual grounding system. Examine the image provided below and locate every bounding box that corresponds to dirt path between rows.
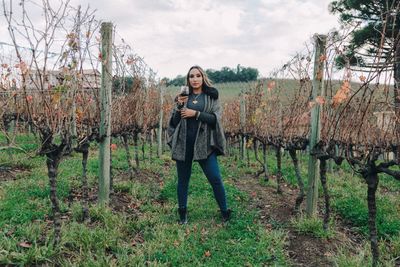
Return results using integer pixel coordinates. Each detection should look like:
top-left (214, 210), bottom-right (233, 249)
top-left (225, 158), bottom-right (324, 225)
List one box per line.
top-left (232, 176), bottom-right (361, 267)
top-left (0, 166), bottom-right (30, 182)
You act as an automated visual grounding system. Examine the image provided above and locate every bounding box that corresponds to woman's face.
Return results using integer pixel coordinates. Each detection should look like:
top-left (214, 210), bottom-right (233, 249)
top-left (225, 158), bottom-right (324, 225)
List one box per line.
top-left (188, 68), bottom-right (203, 90)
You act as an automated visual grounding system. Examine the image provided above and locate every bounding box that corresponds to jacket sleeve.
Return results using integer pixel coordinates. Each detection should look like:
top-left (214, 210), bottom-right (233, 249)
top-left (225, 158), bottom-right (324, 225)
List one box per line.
top-left (197, 112), bottom-right (216, 127)
top-left (170, 108), bottom-right (181, 128)
top-left (209, 98), bottom-right (226, 155)
top-left (211, 98), bottom-right (222, 121)
top-left (167, 108), bottom-right (181, 148)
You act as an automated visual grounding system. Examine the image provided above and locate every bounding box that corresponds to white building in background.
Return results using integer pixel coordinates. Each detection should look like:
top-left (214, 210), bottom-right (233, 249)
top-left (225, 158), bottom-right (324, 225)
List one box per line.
top-left (25, 69), bottom-right (100, 90)
top-left (373, 110), bottom-right (396, 161)
top-left (373, 111), bottom-right (395, 132)
top-left (80, 69), bottom-right (101, 90)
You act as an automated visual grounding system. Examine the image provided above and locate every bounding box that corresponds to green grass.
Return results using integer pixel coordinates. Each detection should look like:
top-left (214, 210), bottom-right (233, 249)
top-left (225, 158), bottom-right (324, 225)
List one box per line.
top-left (227, 145), bottom-right (400, 239)
top-left (0, 135), bottom-right (290, 266)
top-left (327, 167), bottom-right (400, 238)
top-left (1, 132), bottom-right (399, 266)
top-left (290, 216), bottom-right (335, 239)
top-left (0, 132), bottom-right (39, 153)
top-left (131, 167), bottom-right (289, 266)
top-left (332, 239), bottom-right (400, 267)
top-left (222, 145), bottom-right (399, 266)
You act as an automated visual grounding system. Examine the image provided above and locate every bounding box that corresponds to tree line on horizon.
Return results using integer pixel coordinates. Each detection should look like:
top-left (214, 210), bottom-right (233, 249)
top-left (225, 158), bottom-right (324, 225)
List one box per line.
top-left (162, 64), bottom-right (259, 86)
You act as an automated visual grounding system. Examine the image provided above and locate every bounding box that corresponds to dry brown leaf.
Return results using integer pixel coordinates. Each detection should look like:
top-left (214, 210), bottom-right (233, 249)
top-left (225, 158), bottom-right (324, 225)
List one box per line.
top-left (267, 81), bottom-right (275, 91)
top-left (315, 96), bottom-right (325, 105)
top-left (19, 242), bottom-right (32, 248)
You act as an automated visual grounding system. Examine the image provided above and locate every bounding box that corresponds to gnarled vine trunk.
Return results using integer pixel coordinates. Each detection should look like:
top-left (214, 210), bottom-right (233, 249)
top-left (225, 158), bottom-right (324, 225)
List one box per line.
top-left (362, 168), bottom-right (380, 267)
top-left (289, 148), bottom-right (305, 214)
top-left (276, 146), bottom-right (283, 194)
top-left (319, 158), bottom-right (330, 230)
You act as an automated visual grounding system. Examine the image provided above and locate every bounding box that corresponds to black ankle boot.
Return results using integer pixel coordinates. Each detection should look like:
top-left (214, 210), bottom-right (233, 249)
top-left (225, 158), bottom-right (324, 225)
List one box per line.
top-left (221, 209), bottom-right (232, 222)
top-left (178, 208), bottom-right (188, 225)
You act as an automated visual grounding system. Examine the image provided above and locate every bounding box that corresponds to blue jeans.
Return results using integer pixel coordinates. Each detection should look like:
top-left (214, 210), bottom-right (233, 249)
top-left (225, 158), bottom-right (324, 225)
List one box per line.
top-left (176, 152), bottom-right (228, 211)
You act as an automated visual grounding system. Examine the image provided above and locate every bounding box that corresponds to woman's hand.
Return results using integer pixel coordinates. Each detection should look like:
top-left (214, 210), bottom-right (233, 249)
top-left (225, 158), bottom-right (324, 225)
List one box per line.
top-left (180, 108), bottom-right (197, 119)
top-left (176, 94), bottom-right (188, 106)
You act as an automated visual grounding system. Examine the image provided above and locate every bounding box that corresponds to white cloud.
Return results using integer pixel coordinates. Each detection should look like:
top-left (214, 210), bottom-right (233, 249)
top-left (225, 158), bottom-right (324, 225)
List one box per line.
top-left (0, 0), bottom-right (341, 78)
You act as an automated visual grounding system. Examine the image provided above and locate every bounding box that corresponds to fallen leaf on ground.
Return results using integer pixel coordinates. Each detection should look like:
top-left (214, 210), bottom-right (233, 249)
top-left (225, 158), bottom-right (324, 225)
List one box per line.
top-left (19, 242), bottom-right (32, 248)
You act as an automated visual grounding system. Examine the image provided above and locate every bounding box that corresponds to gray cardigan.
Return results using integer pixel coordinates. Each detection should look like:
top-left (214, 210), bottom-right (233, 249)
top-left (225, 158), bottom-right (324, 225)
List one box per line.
top-left (167, 94), bottom-right (226, 161)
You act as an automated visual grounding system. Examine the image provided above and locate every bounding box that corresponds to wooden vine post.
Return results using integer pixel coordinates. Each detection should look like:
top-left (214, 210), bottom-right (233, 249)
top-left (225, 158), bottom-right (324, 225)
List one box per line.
top-left (157, 84), bottom-right (164, 158)
top-left (98, 22), bottom-right (113, 206)
top-left (395, 38), bottom-right (400, 161)
top-left (240, 91), bottom-right (246, 159)
top-left (71, 5), bottom-right (81, 139)
top-left (306, 34), bottom-right (327, 217)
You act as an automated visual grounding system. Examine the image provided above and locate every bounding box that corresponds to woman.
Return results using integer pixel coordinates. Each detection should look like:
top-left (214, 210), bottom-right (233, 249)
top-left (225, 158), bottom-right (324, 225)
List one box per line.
top-left (167, 65), bottom-right (231, 224)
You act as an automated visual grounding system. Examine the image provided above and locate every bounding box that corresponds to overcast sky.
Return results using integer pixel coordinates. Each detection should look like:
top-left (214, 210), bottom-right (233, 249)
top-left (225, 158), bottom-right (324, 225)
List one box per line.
top-left (2, 0), bottom-right (341, 79)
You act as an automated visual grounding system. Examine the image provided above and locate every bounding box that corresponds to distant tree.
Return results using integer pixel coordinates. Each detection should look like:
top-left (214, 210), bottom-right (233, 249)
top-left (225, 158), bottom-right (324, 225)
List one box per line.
top-left (205, 69), bottom-right (218, 82)
top-left (329, 0), bottom-right (399, 70)
top-left (330, 0), bottom-right (400, 159)
top-left (160, 77), bottom-right (170, 85)
top-left (165, 65), bottom-right (259, 85)
top-left (166, 75), bottom-right (186, 86)
top-left (113, 76), bottom-right (128, 92)
top-left (113, 76), bottom-right (150, 94)
top-left (236, 64), bottom-right (259, 82)
top-left (113, 76), bottom-right (135, 93)
top-left (330, 2), bottom-right (400, 265)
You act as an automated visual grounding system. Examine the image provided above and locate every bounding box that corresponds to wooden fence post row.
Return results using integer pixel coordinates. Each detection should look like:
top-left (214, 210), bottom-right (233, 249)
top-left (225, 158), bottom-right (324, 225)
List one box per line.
top-left (240, 91), bottom-right (246, 159)
top-left (306, 34), bottom-right (327, 217)
top-left (158, 85), bottom-right (165, 157)
top-left (98, 22), bottom-right (113, 206)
